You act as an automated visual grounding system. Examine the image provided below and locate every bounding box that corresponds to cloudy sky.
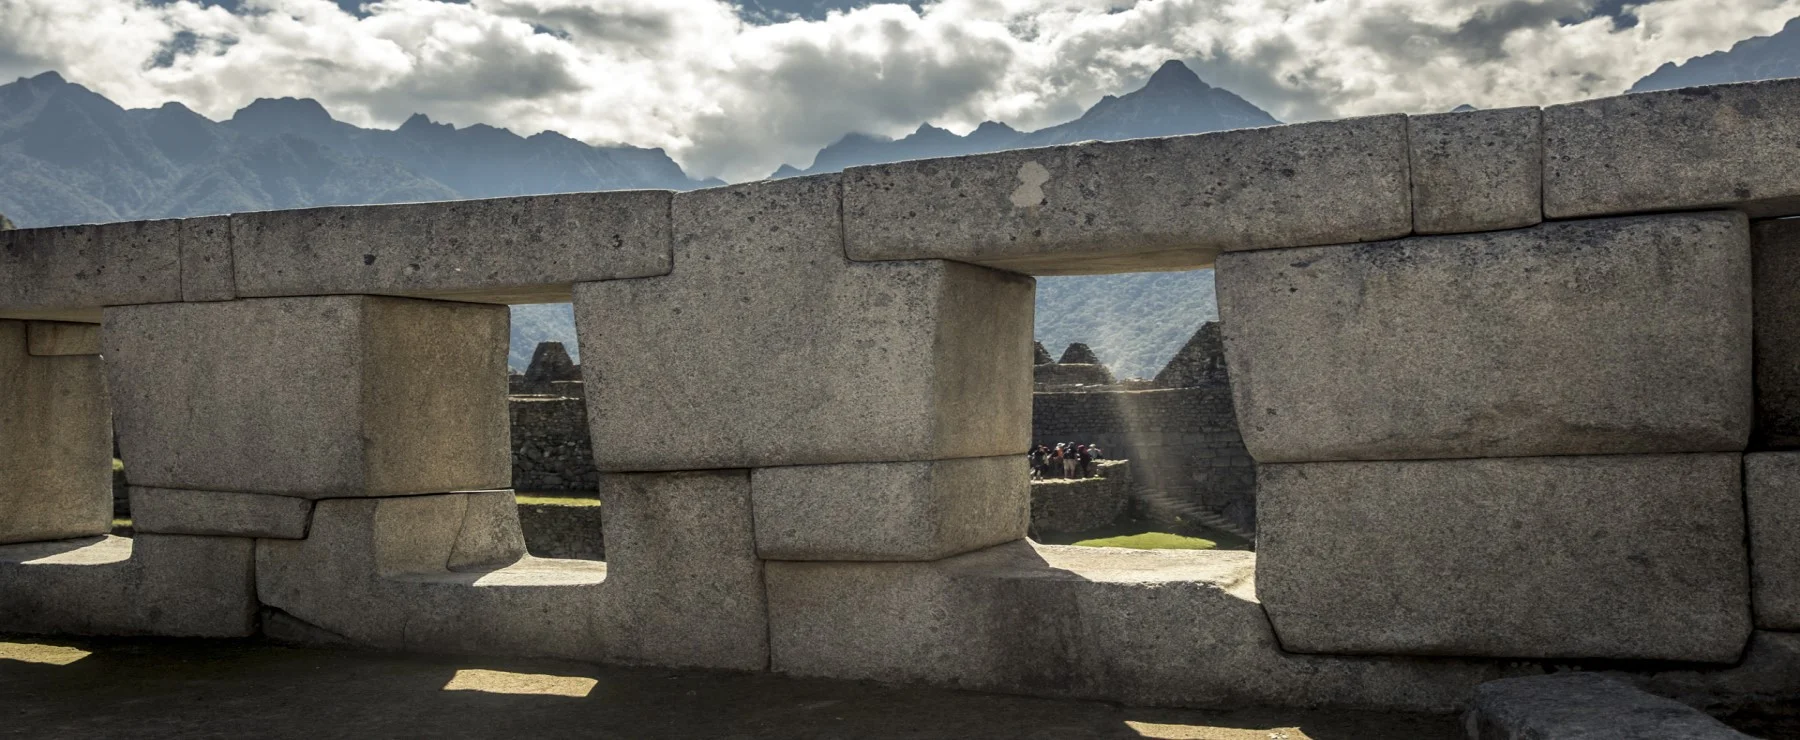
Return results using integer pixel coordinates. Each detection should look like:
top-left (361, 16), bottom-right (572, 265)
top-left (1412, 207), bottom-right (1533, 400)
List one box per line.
top-left (1, 0), bottom-right (1797, 180)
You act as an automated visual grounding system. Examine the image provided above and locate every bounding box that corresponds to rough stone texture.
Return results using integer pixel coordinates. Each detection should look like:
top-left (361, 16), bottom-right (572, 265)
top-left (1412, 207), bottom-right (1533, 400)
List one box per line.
top-left (1032, 362), bottom-right (1114, 389)
top-left (0, 534), bottom-right (256, 637)
top-left (1466, 674), bottom-right (1751, 739)
top-left (1032, 341), bottom-right (1053, 365)
top-left (751, 456), bottom-right (1027, 561)
top-left (767, 541), bottom-right (1530, 712)
top-left (25, 321), bottom-right (100, 356)
top-left (104, 296), bottom-right (510, 497)
top-left (1744, 452), bottom-right (1800, 629)
top-left (1219, 212), bottom-right (1752, 463)
top-left (129, 487), bottom-right (313, 539)
top-left (0, 321), bottom-right (112, 545)
top-left (448, 490), bottom-right (529, 571)
top-left (1634, 630), bottom-right (1800, 711)
top-left (518, 501), bottom-right (605, 561)
top-left (1153, 321), bottom-right (1228, 389)
top-left (1057, 343), bottom-right (1100, 365)
top-left (574, 175), bottom-right (1033, 471)
top-left (1751, 219), bottom-right (1800, 449)
top-left (0, 220), bottom-right (182, 322)
top-left (510, 396), bottom-right (597, 493)
top-left (1028, 459), bottom-right (1131, 537)
top-left (232, 191), bottom-right (672, 304)
top-left (1257, 453), bottom-right (1750, 661)
top-left (180, 215), bottom-right (235, 302)
top-left (843, 115), bottom-right (1412, 275)
top-left (1407, 107), bottom-right (1543, 235)
top-left (1545, 78), bottom-right (1800, 219)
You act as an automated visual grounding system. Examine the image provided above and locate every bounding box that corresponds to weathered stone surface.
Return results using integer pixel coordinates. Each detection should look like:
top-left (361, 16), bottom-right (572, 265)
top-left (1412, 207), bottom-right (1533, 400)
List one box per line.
top-left (1634, 631), bottom-right (1800, 710)
top-left (448, 490), bottom-right (528, 571)
top-left (0, 534), bottom-right (256, 637)
top-left (104, 296), bottom-right (510, 497)
top-left (1546, 78), bottom-right (1800, 219)
top-left (1752, 219), bottom-right (1800, 449)
top-left (1466, 674), bottom-right (1750, 739)
top-left (180, 216), bottom-right (235, 302)
top-left (25, 321), bottom-right (100, 356)
top-left (1219, 212), bottom-right (1751, 463)
top-left (0, 220), bottom-right (182, 322)
top-left (1257, 454), bottom-right (1750, 661)
top-left (752, 456), bottom-right (1026, 561)
top-left (843, 115), bottom-right (1411, 275)
top-left (1028, 459), bottom-right (1131, 538)
top-left (129, 487), bottom-right (314, 539)
top-left (767, 542), bottom-right (1528, 712)
top-left (232, 191), bottom-right (672, 304)
top-left (0, 321), bottom-right (112, 545)
top-left (1744, 452), bottom-right (1800, 629)
top-left (1408, 106), bottom-right (1542, 234)
top-left (574, 175), bottom-right (1033, 471)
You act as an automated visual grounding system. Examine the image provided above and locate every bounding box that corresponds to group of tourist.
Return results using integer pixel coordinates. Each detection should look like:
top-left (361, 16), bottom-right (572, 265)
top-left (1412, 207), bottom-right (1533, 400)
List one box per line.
top-left (1029, 442), bottom-right (1104, 479)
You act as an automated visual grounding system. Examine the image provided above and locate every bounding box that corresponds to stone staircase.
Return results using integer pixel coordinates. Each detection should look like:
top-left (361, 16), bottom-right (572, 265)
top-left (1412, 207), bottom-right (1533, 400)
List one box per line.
top-left (1132, 488), bottom-right (1256, 543)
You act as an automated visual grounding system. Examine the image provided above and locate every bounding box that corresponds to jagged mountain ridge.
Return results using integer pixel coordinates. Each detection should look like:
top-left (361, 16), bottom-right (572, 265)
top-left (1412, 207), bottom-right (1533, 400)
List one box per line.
top-left (1632, 17), bottom-right (1800, 92)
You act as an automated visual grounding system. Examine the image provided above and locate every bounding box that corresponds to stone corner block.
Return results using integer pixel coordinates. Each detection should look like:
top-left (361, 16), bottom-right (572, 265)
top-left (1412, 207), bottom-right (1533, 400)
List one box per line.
top-left (104, 296), bottom-right (510, 497)
top-left (180, 215), bottom-right (236, 302)
top-left (576, 175), bottom-right (1032, 471)
top-left (1220, 212), bottom-right (1751, 463)
top-left (0, 320), bottom-right (112, 545)
top-left (1744, 452), bottom-right (1800, 630)
top-left (129, 487), bottom-right (314, 539)
top-left (1465, 673), bottom-right (1752, 739)
top-left (25, 321), bottom-right (101, 356)
top-left (0, 220), bottom-right (182, 320)
top-left (843, 114), bottom-right (1411, 274)
top-left (1408, 106), bottom-right (1542, 235)
top-left (1545, 78), bottom-right (1800, 219)
top-left (752, 456), bottom-right (1027, 561)
top-left (0, 534), bottom-right (256, 638)
top-left (1256, 454), bottom-right (1750, 662)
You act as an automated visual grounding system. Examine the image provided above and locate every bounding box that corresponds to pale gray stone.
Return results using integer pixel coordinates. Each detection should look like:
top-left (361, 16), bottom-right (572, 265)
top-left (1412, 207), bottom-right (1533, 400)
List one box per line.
top-left (843, 115), bottom-right (1411, 274)
top-left (766, 541), bottom-right (1528, 712)
top-left (104, 296), bottom-right (510, 497)
top-left (1752, 219), bottom-right (1800, 448)
top-left (128, 487), bottom-right (314, 539)
top-left (447, 490), bottom-right (528, 571)
top-left (751, 456), bottom-right (1027, 561)
top-left (0, 534), bottom-right (256, 637)
top-left (1744, 453), bottom-right (1800, 629)
top-left (180, 215), bottom-right (235, 302)
top-left (1256, 454), bottom-right (1750, 661)
top-left (574, 175), bottom-right (1033, 471)
top-left (25, 321), bottom-right (100, 356)
top-left (1466, 673), bottom-right (1750, 739)
top-left (0, 220), bottom-right (182, 322)
top-left (0, 321), bottom-right (112, 545)
top-left (1545, 78), bottom-right (1800, 219)
top-left (1408, 106), bottom-right (1542, 234)
top-left (1219, 212), bottom-right (1751, 463)
top-left (231, 191), bottom-right (672, 304)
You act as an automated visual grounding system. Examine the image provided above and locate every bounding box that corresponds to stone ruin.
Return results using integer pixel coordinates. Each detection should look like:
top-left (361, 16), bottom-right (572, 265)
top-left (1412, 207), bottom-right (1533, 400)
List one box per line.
top-left (4, 79), bottom-right (1800, 727)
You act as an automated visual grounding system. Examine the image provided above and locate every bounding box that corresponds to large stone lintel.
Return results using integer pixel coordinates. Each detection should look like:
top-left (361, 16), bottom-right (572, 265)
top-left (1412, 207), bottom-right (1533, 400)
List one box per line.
top-left (0, 220), bottom-right (182, 321)
top-left (129, 487), bottom-right (315, 540)
top-left (1408, 106), bottom-right (1543, 235)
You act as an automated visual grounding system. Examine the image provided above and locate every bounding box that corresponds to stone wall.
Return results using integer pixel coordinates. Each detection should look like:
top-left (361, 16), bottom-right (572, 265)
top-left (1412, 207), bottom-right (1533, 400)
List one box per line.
top-left (1032, 384), bottom-right (1256, 530)
top-left (518, 501), bottom-right (604, 560)
top-left (510, 397), bottom-right (598, 493)
top-left (1029, 459), bottom-right (1131, 537)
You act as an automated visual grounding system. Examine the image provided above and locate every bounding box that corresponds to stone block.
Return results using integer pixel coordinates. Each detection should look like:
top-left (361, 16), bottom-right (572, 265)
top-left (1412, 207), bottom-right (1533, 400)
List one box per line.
top-left (843, 115), bottom-right (1411, 274)
top-left (0, 534), bottom-right (256, 637)
top-left (104, 296), bottom-right (510, 497)
top-left (231, 191), bottom-right (672, 304)
top-left (1545, 78), bottom-right (1800, 219)
top-left (574, 175), bottom-right (1032, 471)
top-left (766, 541), bottom-right (1528, 712)
top-left (751, 456), bottom-right (1026, 561)
top-left (0, 321), bottom-right (112, 545)
top-left (180, 215), bottom-right (235, 302)
top-left (448, 490), bottom-right (528, 571)
top-left (1752, 219), bottom-right (1800, 448)
top-left (1256, 454), bottom-right (1750, 661)
top-left (25, 321), bottom-right (100, 356)
top-left (1407, 106), bottom-right (1542, 234)
top-left (128, 487), bottom-right (313, 539)
top-left (1218, 212), bottom-right (1751, 463)
top-left (0, 220), bottom-right (182, 322)
top-left (1744, 452), bottom-right (1800, 629)
top-left (1466, 674), bottom-right (1751, 739)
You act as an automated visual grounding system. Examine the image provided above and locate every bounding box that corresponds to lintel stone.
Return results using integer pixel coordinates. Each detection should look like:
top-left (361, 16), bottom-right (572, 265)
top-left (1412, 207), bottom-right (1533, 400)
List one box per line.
top-left (751, 456), bottom-right (1026, 561)
top-left (842, 115), bottom-right (1411, 275)
top-left (129, 487), bottom-right (314, 539)
top-left (1408, 106), bottom-right (1543, 234)
top-left (0, 220), bottom-right (182, 322)
top-left (180, 215), bottom-right (236, 302)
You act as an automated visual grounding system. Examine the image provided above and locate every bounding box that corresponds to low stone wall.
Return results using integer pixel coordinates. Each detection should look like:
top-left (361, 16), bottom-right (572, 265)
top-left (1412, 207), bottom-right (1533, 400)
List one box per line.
top-left (1029, 460), bottom-right (1131, 537)
top-left (1032, 385), bottom-right (1256, 530)
top-left (510, 397), bottom-right (598, 493)
top-left (518, 501), bottom-right (605, 561)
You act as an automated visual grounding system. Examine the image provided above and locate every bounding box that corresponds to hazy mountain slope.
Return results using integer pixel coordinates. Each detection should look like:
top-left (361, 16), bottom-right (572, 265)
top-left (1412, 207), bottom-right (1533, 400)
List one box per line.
top-left (1036, 270), bottom-right (1218, 380)
top-left (1632, 17), bottom-right (1800, 92)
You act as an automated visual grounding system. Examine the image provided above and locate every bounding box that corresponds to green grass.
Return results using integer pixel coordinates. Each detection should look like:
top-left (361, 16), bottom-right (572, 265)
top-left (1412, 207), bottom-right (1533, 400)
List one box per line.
top-left (514, 494), bottom-right (601, 508)
top-left (112, 458), bottom-right (124, 473)
top-left (1072, 532), bottom-right (1217, 550)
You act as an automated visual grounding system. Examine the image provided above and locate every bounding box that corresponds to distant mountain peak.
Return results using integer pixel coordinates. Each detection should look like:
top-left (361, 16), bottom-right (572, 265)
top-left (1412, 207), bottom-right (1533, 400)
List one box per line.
top-left (397, 112), bottom-right (454, 133)
top-left (1143, 59), bottom-right (1208, 91)
top-left (25, 70), bottom-right (66, 86)
top-left (1450, 104), bottom-right (1478, 113)
top-left (230, 97), bottom-right (334, 125)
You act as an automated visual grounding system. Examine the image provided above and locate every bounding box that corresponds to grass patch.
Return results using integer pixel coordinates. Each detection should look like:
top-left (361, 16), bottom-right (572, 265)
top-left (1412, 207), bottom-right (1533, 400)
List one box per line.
top-left (112, 458), bottom-right (124, 473)
top-left (514, 494), bottom-right (601, 508)
top-left (1073, 532), bottom-right (1216, 550)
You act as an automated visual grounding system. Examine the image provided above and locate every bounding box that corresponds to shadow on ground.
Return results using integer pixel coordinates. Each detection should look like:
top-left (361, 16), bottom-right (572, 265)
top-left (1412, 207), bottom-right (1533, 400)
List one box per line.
top-left (0, 635), bottom-right (1459, 739)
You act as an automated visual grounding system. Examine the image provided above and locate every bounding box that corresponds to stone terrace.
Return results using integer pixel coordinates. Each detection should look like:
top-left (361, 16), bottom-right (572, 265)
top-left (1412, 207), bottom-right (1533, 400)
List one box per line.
top-left (5, 78), bottom-right (1800, 728)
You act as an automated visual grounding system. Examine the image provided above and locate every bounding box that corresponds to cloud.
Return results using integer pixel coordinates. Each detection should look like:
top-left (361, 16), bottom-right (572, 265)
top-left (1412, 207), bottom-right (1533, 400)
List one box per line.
top-left (0, 0), bottom-right (1797, 181)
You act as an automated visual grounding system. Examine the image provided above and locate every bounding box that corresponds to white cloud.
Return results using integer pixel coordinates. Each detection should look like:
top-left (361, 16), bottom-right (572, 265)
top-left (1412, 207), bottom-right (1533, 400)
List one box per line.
top-left (0, 0), bottom-right (1796, 180)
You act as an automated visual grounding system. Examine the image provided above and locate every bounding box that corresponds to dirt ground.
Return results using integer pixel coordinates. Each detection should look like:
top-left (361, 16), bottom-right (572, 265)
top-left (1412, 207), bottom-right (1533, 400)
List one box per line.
top-left (0, 635), bottom-right (1466, 739)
